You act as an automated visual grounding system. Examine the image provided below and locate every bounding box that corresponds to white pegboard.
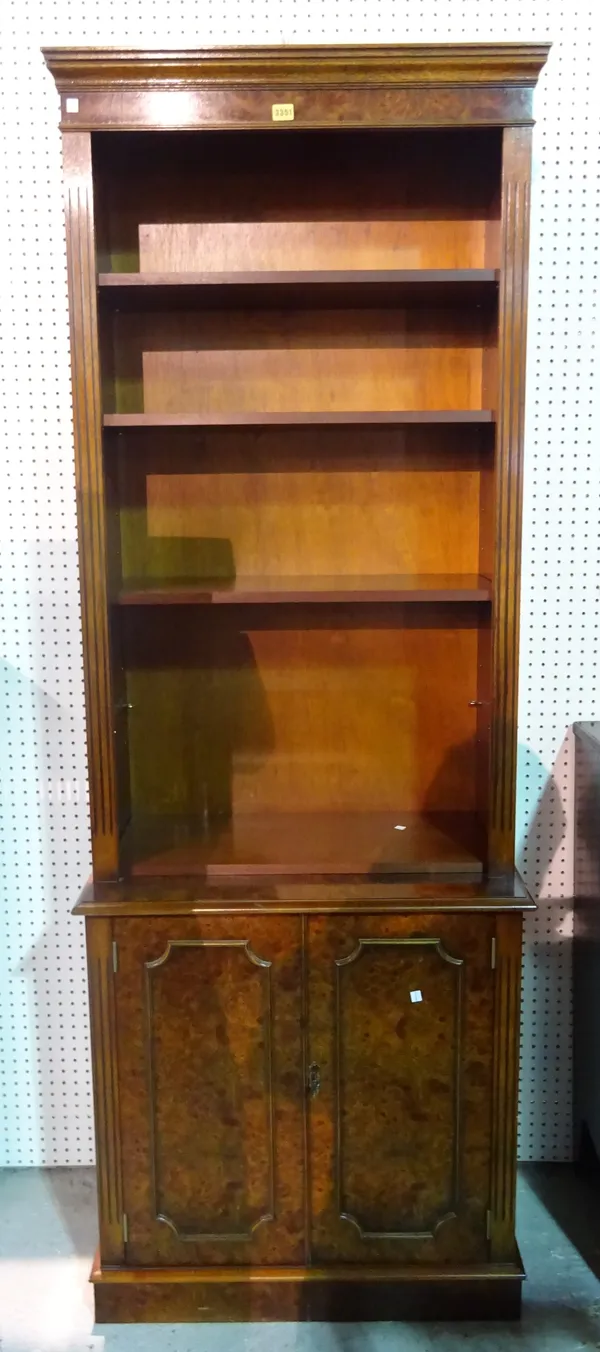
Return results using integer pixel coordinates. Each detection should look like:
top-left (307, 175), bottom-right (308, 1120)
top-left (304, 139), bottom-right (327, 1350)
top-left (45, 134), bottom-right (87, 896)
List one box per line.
top-left (0, 0), bottom-right (597, 1166)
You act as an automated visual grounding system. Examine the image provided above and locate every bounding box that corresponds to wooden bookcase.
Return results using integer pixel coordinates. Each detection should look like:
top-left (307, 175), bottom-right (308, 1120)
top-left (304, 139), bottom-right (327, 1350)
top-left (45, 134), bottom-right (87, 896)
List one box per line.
top-left (44, 44), bottom-right (548, 1323)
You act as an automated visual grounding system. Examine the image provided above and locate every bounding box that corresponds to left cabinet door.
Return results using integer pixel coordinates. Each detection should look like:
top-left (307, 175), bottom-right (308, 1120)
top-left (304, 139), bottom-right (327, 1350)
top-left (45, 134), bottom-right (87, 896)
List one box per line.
top-left (113, 915), bottom-right (306, 1267)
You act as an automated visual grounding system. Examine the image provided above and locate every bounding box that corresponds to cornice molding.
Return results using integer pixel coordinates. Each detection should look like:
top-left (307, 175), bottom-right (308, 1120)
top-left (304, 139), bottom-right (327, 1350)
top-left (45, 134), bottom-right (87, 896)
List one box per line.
top-left (43, 43), bottom-right (550, 93)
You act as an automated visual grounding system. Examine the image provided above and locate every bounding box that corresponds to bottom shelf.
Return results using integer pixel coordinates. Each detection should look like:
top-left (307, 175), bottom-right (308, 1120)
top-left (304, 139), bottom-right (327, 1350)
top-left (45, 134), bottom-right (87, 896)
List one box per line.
top-left (120, 810), bottom-right (485, 879)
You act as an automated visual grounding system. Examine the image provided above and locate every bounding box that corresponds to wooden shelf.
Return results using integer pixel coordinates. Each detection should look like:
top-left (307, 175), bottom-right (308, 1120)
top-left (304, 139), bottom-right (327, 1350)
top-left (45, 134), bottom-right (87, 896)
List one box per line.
top-left (117, 573), bottom-right (492, 606)
top-left (104, 411), bottom-right (495, 428)
top-left (121, 810), bottom-right (486, 879)
top-left (100, 269), bottom-right (499, 287)
top-left (98, 268), bottom-right (499, 310)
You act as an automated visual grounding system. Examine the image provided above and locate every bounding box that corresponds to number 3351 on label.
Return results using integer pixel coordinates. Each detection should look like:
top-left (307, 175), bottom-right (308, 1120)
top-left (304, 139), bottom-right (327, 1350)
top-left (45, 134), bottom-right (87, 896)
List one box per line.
top-left (272, 103), bottom-right (295, 121)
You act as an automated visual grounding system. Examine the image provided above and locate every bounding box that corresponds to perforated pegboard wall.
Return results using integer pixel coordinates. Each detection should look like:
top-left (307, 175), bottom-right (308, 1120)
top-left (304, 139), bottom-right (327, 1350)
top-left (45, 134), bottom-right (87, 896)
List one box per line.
top-left (0, 0), bottom-right (596, 1165)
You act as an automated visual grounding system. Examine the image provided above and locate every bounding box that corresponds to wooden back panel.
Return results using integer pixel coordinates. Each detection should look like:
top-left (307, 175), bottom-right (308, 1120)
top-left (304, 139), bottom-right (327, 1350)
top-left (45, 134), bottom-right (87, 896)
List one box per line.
top-left (109, 308), bottom-right (490, 415)
top-left (122, 606), bottom-right (485, 818)
top-left (93, 128), bottom-right (502, 272)
top-left (140, 221), bottom-right (488, 273)
top-left (116, 427), bottom-right (490, 581)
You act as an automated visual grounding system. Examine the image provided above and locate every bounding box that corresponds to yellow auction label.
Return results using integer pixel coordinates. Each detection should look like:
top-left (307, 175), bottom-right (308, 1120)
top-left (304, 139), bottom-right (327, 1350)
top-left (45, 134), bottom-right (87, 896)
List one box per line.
top-left (272, 103), bottom-right (295, 121)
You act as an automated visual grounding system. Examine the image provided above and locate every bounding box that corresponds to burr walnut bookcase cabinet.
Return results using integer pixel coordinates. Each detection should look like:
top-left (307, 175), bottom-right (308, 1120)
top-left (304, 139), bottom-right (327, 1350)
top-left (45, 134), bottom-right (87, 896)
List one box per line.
top-left (44, 42), bottom-right (548, 1323)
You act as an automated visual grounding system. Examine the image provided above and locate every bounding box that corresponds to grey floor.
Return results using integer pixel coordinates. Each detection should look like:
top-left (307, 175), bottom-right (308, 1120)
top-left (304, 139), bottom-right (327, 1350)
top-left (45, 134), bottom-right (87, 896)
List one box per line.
top-left (2, 1168), bottom-right (600, 1351)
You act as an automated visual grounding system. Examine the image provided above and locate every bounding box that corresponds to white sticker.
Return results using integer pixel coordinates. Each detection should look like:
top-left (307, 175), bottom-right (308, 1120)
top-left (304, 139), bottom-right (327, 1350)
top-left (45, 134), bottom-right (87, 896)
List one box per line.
top-left (65, 97), bottom-right (79, 114)
top-left (410, 990), bottom-right (423, 1004)
top-left (394, 824), bottom-right (407, 831)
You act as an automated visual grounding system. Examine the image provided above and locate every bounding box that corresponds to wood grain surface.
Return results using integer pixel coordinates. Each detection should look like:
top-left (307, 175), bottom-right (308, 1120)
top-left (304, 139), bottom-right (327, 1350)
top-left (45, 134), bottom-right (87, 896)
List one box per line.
top-left (489, 128), bottom-right (533, 870)
top-left (489, 912), bottom-right (523, 1260)
top-left (116, 914), bottom-right (305, 1267)
top-left (44, 42), bottom-right (550, 93)
top-left (92, 1263), bottom-right (523, 1322)
top-left (107, 307), bottom-right (489, 417)
top-left (75, 872), bottom-right (534, 917)
top-left (121, 606), bottom-right (484, 820)
top-left (308, 912), bottom-right (494, 1264)
top-left (62, 134), bottom-right (119, 877)
top-left (112, 911), bottom-right (495, 1269)
top-left (98, 270), bottom-right (499, 314)
top-left (117, 576), bottom-right (492, 606)
top-left (104, 410), bottom-right (495, 427)
top-left (140, 226), bottom-right (494, 275)
top-left (100, 269), bottom-right (500, 285)
top-left (120, 809), bottom-right (485, 878)
top-left (86, 918), bottom-right (124, 1263)
top-left (118, 426), bottom-right (489, 581)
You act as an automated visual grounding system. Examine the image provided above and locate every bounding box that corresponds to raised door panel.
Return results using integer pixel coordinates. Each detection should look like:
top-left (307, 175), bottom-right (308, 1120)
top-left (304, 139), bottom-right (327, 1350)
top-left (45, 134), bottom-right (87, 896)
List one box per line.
top-left (115, 915), bottom-right (305, 1265)
top-left (308, 913), bottom-right (494, 1264)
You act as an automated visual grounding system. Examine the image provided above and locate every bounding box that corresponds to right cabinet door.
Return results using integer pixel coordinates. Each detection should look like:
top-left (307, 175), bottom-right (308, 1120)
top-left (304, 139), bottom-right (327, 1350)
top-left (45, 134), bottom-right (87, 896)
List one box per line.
top-left (308, 913), bottom-right (495, 1264)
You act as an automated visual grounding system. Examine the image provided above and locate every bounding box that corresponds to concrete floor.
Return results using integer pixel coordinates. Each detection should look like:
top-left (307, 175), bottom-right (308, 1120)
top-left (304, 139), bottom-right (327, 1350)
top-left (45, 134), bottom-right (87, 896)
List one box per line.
top-left (1, 1168), bottom-right (600, 1350)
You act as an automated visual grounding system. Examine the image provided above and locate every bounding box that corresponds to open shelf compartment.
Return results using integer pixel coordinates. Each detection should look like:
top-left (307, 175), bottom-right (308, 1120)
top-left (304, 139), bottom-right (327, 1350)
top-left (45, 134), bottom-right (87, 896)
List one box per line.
top-left (113, 597), bottom-right (492, 879)
top-left (94, 124), bottom-right (500, 881)
top-left (93, 127), bottom-right (502, 274)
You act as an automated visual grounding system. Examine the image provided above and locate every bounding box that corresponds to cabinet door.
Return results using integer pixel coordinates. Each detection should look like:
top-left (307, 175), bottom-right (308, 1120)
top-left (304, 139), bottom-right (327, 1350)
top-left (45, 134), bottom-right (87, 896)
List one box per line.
top-left (308, 913), bottom-right (494, 1264)
top-left (115, 915), bottom-right (305, 1266)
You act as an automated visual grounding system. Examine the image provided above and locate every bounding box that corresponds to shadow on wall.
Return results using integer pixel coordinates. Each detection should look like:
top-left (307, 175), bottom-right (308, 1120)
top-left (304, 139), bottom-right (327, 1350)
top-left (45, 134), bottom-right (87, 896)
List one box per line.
top-left (1, 648), bottom-right (91, 1180)
top-left (517, 733), bottom-right (571, 900)
top-left (516, 732), bottom-right (573, 1165)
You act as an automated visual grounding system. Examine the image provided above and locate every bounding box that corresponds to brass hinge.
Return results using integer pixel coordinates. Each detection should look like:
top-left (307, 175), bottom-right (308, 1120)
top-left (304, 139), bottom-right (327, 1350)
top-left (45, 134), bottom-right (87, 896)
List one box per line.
top-left (122, 1212), bottom-right (128, 1244)
top-left (491, 937), bottom-right (497, 971)
top-left (112, 941), bottom-right (118, 974)
top-left (486, 1209), bottom-right (492, 1240)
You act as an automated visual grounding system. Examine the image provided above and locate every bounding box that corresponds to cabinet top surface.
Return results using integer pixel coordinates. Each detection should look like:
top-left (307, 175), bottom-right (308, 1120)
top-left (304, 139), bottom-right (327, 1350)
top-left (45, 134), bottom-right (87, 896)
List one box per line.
top-left (74, 872), bottom-right (534, 917)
